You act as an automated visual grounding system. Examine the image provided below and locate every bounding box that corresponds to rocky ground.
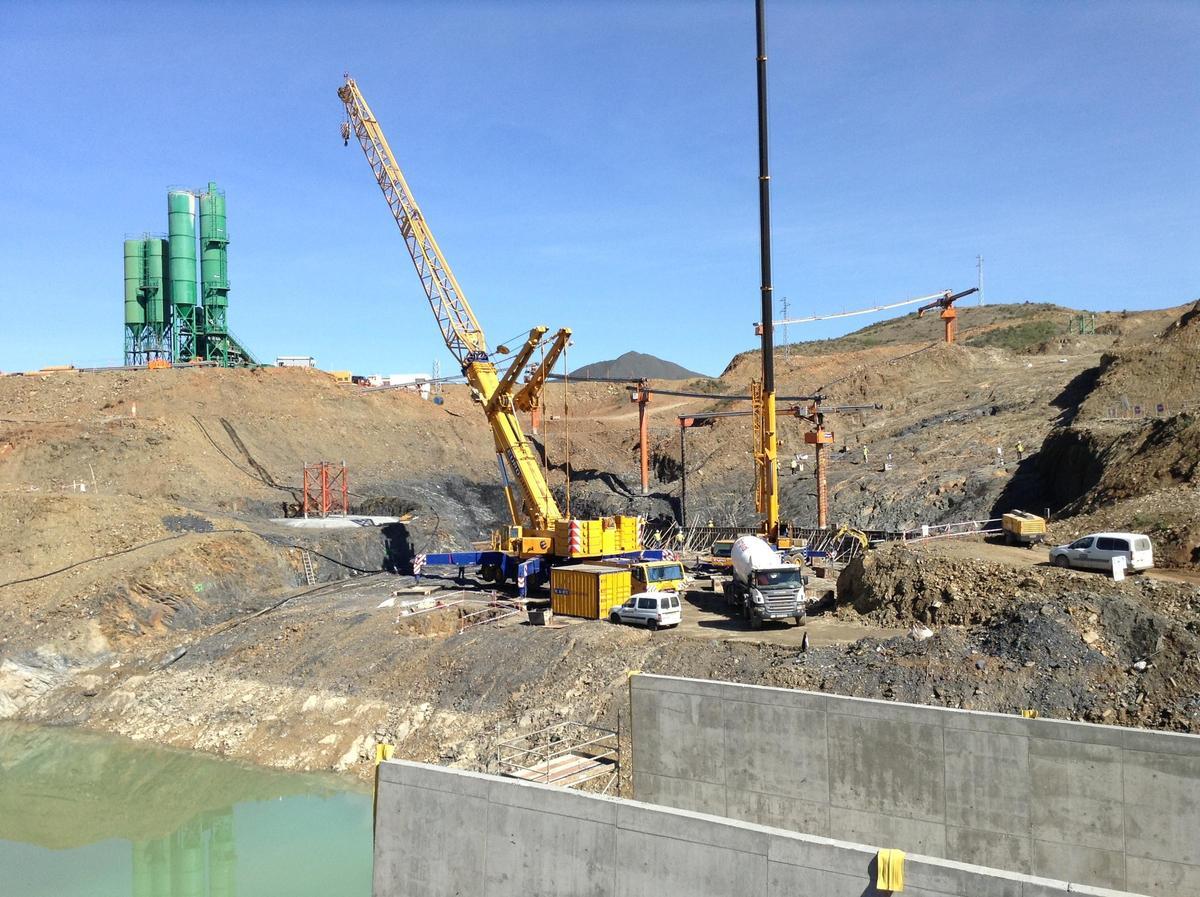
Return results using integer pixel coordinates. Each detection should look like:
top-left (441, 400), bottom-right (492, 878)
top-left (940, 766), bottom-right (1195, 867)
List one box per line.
top-left (2, 299), bottom-right (1198, 782)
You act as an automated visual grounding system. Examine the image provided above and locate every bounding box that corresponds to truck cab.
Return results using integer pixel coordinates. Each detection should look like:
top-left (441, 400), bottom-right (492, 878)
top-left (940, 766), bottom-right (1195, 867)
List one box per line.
top-left (722, 535), bottom-right (807, 628)
top-left (599, 559), bottom-right (685, 593)
top-left (705, 539), bottom-right (735, 570)
top-left (739, 564), bottom-right (807, 627)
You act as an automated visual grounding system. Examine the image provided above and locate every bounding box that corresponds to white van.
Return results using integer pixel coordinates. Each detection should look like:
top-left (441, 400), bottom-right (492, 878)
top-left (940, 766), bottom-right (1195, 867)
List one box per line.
top-left (609, 592), bottom-right (682, 630)
top-left (1049, 532), bottom-right (1154, 573)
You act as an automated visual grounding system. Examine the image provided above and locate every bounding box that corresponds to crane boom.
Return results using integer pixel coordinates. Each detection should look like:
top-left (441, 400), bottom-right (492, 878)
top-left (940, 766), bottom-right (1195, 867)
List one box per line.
top-left (338, 77), bottom-right (486, 365)
top-left (338, 75), bottom-right (564, 535)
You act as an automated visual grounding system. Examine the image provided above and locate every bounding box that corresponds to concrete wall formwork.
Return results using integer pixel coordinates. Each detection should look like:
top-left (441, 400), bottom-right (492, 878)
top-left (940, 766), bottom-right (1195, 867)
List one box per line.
top-left (630, 674), bottom-right (1200, 897)
top-left (373, 759), bottom-right (1144, 897)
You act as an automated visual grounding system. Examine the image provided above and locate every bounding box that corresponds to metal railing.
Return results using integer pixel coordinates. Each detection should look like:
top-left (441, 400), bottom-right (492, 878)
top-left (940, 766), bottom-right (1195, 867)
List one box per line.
top-left (901, 517), bottom-right (1002, 543)
top-left (497, 721), bottom-right (619, 792)
top-left (458, 600), bottom-right (523, 633)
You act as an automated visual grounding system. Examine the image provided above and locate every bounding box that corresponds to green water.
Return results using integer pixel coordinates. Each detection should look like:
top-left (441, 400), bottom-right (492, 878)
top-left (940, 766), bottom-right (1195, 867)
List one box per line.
top-left (0, 723), bottom-right (373, 897)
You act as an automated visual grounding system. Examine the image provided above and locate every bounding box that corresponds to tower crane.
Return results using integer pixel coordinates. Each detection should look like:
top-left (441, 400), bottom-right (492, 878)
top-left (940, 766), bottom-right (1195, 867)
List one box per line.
top-left (917, 288), bottom-right (979, 344)
top-left (337, 76), bottom-right (643, 585)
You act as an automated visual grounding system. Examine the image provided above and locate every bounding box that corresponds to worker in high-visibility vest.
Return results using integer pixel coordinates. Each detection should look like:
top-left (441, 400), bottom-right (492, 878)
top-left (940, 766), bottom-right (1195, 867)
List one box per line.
top-left (1016, 441), bottom-right (1025, 462)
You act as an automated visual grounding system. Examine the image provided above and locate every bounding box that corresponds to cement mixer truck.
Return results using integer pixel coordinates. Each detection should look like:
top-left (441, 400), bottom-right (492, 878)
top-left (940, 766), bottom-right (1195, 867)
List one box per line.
top-left (722, 535), bottom-right (807, 628)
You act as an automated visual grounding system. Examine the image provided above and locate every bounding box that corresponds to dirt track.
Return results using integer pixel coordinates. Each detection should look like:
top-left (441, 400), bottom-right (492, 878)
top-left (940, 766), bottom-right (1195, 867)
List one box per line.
top-left (916, 536), bottom-right (1200, 586)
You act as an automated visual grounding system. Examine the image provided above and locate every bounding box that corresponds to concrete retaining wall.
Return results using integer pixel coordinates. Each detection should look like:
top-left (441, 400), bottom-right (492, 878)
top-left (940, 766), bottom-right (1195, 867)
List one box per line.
top-left (374, 759), bottom-right (1141, 897)
top-left (630, 674), bottom-right (1200, 897)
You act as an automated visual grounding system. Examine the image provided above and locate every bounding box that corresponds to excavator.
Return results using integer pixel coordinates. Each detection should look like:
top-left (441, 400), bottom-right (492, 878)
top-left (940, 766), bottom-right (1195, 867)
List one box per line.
top-left (337, 76), bottom-right (652, 593)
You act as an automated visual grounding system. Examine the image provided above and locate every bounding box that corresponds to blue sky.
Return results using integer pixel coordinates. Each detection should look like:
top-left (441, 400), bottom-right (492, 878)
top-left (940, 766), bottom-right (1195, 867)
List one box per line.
top-left (0, 1), bottom-right (1196, 376)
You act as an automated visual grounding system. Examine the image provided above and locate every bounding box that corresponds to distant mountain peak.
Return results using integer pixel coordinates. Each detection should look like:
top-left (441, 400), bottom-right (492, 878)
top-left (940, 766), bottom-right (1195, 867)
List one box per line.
top-left (570, 351), bottom-right (706, 381)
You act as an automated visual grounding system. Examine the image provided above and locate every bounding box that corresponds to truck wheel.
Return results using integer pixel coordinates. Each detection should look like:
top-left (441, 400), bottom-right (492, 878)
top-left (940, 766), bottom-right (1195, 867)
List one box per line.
top-left (1053, 555), bottom-right (1070, 569)
top-left (794, 615), bottom-right (805, 627)
top-left (647, 619), bottom-right (659, 631)
top-left (609, 612), bottom-right (621, 624)
top-left (750, 614), bottom-right (763, 631)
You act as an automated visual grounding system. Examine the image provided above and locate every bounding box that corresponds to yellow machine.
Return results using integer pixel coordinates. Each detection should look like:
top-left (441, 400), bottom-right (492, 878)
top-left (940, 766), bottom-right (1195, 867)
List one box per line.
top-left (706, 539), bottom-right (736, 570)
top-left (338, 76), bottom-right (641, 562)
top-left (832, 524), bottom-right (870, 552)
top-left (750, 379), bottom-right (780, 543)
top-left (598, 558), bottom-right (685, 592)
top-left (1002, 510), bottom-right (1046, 546)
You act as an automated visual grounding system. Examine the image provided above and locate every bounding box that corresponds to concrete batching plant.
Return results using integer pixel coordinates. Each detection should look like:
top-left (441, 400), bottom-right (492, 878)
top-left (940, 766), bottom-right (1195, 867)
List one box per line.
top-left (124, 182), bottom-right (256, 367)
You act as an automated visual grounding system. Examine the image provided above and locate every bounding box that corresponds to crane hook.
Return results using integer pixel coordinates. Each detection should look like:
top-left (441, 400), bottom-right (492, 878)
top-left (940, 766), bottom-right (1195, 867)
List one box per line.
top-left (340, 121), bottom-right (350, 147)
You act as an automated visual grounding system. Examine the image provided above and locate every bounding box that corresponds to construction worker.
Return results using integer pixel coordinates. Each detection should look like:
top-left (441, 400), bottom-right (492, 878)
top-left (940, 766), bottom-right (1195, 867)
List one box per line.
top-left (790, 457), bottom-right (798, 474)
top-left (861, 444), bottom-right (869, 465)
top-left (1016, 441), bottom-right (1025, 462)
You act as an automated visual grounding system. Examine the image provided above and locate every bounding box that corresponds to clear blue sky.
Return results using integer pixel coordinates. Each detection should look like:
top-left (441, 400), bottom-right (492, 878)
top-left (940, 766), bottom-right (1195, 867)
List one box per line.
top-left (1, 1), bottom-right (1196, 375)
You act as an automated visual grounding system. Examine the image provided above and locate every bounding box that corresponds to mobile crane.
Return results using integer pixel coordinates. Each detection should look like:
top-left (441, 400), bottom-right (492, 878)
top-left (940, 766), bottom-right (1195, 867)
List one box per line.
top-left (337, 76), bottom-right (648, 591)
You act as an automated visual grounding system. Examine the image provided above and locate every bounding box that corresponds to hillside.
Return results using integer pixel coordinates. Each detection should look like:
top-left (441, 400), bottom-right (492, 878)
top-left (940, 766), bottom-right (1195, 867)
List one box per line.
top-left (545, 300), bottom-right (1200, 551)
top-left (2, 298), bottom-right (1198, 780)
top-left (570, 350), bottom-right (705, 380)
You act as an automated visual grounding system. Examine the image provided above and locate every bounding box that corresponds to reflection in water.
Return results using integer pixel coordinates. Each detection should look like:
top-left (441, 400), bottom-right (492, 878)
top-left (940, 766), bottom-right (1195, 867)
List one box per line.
top-left (0, 723), bottom-right (372, 897)
top-left (131, 808), bottom-right (236, 897)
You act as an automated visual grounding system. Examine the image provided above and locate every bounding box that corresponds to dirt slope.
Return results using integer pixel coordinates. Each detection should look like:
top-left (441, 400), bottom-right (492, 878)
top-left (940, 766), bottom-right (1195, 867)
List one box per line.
top-left (2, 299), bottom-right (1198, 779)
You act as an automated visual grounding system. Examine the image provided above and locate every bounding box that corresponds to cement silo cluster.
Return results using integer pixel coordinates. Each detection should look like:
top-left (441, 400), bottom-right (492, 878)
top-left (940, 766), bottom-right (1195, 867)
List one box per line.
top-left (123, 182), bottom-right (256, 367)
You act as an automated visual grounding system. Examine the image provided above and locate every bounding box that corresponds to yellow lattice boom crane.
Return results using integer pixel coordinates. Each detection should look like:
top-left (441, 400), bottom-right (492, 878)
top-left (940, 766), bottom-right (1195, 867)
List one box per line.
top-left (337, 76), bottom-right (641, 574)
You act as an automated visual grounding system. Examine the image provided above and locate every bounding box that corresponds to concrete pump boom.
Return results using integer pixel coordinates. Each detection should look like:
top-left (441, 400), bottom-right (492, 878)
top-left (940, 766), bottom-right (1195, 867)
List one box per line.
top-left (337, 75), bottom-right (563, 533)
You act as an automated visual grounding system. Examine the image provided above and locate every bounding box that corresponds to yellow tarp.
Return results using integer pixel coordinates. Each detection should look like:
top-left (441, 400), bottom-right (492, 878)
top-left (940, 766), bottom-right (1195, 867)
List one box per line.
top-left (877, 848), bottom-right (905, 891)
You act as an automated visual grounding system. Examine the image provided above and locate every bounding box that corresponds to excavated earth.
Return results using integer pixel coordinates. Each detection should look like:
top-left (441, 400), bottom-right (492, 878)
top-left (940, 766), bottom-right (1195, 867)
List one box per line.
top-left (1, 300), bottom-right (1198, 782)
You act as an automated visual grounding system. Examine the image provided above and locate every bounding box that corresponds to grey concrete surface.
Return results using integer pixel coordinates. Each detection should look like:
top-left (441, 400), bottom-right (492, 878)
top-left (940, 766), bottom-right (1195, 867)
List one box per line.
top-left (374, 758), bottom-right (1144, 897)
top-left (630, 674), bottom-right (1200, 897)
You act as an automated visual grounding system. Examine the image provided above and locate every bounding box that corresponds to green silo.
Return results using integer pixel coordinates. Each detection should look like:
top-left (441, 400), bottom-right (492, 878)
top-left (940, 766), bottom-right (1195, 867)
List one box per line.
top-left (168, 190), bottom-right (200, 360)
top-left (167, 191), bottom-right (197, 308)
top-left (123, 239), bottom-right (146, 327)
top-left (200, 182), bottom-right (228, 307)
top-left (143, 237), bottom-right (168, 326)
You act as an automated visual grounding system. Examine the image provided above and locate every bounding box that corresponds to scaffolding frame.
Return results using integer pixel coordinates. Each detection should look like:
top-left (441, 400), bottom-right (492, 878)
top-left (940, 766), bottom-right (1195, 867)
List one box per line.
top-left (302, 461), bottom-right (349, 518)
top-left (497, 720), bottom-right (619, 792)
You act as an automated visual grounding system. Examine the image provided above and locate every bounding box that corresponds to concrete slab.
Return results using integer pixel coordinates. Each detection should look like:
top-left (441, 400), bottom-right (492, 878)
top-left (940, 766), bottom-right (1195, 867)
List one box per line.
top-left (271, 515), bottom-right (400, 528)
top-left (827, 712), bottom-right (946, 823)
top-left (726, 787), bottom-right (829, 836)
top-left (1121, 749), bottom-right (1200, 865)
top-left (829, 804), bottom-right (947, 857)
top-left (722, 698), bottom-right (828, 800)
top-left (1028, 739), bottom-right (1124, 853)
top-left (631, 675), bottom-right (1199, 896)
top-left (486, 801), bottom-right (616, 896)
top-left (373, 780), bottom-right (487, 897)
top-left (375, 760), bottom-right (1152, 897)
top-left (631, 771), bottom-right (726, 816)
top-left (945, 825), bottom-right (1032, 874)
top-left (1031, 840), bottom-right (1126, 892)
top-left (1125, 855), bottom-right (1200, 896)
top-left (943, 728), bottom-right (1030, 836)
top-left (631, 687), bottom-right (725, 784)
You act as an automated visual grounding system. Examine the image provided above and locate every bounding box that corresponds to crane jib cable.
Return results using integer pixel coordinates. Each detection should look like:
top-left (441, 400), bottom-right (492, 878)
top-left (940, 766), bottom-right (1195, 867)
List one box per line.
top-left (762, 290), bottom-right (952, 328)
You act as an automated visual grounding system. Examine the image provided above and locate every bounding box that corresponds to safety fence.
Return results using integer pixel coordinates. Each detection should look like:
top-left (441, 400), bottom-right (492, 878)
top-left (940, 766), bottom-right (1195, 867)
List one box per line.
top-left (496, 720), bottom-right (619, 792)
top-left (458, 600), bottom-right (524, 633)
top-left (900, 517), bottom-right (1002, 543)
